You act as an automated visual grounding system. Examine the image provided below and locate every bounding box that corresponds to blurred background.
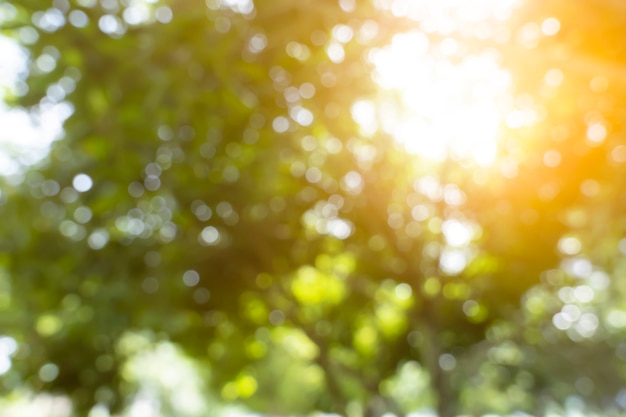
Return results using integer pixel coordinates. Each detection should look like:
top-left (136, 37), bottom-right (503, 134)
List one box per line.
top-left (1, 0), bottom-right (626, 416)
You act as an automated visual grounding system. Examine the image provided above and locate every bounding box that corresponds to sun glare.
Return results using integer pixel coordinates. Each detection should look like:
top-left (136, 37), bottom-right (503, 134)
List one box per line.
top-left (358, 0), bottom-right (520, 166)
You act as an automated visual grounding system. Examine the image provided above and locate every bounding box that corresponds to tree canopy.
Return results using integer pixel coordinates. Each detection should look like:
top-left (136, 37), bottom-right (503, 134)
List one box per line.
top-left (2, 0), bottom-right (626, 416)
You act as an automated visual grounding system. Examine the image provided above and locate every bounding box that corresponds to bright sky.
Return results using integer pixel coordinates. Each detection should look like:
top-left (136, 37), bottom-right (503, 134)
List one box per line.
top-left (351, 0), bottom-right (524, 166)
top-left (0, 35), bottom-right (71, 177)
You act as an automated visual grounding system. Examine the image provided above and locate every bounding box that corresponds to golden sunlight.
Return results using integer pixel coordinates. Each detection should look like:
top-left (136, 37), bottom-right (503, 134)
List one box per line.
top-left (357, 0), bottom-right (521, 166)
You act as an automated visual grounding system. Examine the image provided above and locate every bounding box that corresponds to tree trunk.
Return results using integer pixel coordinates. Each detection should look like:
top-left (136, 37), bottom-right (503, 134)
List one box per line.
top-left (421, 306), bottom-right (458, 417)
top-left (432, 360), bottom-right (456, 417)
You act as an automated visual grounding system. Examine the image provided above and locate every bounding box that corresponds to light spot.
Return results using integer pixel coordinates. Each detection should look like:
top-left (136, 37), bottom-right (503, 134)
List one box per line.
top-left (33, 8), bottom-right (65, 32)
top-left (144, 175), bottom-right (160, 191)
top-left (0, 337), bottom-right (17, 357)
top-left (155, 6), bottom-right (173, 23)
top-left (574, 285), bottom-right (594, 303)
top-left (299, 82), bottom-right (315, 99)
top-left (72, 173), bottom-right (93, 192)
top-left (200, 226), bottom-right (220, 245)
top-left (98, 14), bottom-right (124, 36)
top-left (342, 171), bottom-right (363, 194)
top-left (423, 277), bottom-right (441, 296)
top-left (339, 0), bottom-right (355, 12)
top-left (42, 179), bottom-right (60, 196)
top-left (272, 116), bottom-right (289, 133)
top-left (191, 200), bottom-right (212, 221)
top-left (193, 288), bottom-right (210, 304)
top-left (325, 137), bottom-right (342, 154)
top-left (586, 123), bottom-right (607, 143)
top-left (89, 404), bottom-right (110, 417)
top-left (415, 176), bottom-right (442, 201)
top-left (619, 238), bottom-right (626, 254)
top-left (561, 304), bottom-right (581, 321)
top-left (388, 212), bottom-right (404, 229)
top-left (332, 24), bottom-right (354, 43)
top-left (395, 283), bottom-right (412, 300)
top-left (439, 249), bottom-right (467, 275)
top-left (558, 286), bottom-right (575, 303)
top-left (443, 185), bottom-right (466, 206)
top-left (590, 76), bottom-right (608, 93)
top-left (122, 4), bottom-right (150, 25)
top-left (214, 16), bottom-right (230, 33)
top-left (570, 258), bottom-right (593, 279)
top-left (69, 10), bottom-right (88, 27)
top-left (222, 166), bottom-right (239, 182)
top-left (518, 22), bottom-right (540, 48)
top-left (580, 179), bottom-right (599, 197)
top-left (36, 54), bottom-right (56, 73)
top-left (558, 236), bottom-right (581, 255)
top-left (286, 41), bottom-right (311, 61)
top-left (59, 220), bottom-right (86, 240)
top-left (411, 205), bottom-right (429, 222)
top-left (358, 20), bottom-right (378, 44)
top-left (326, 42), bottom-right (345, 63)
top-left (36, 314), bottom-right (62, 336)
top-left (589, 271), bottom-right (609, 290)
top-left (128, 181), bottom-right (145, 198)
top-left (541, 17), bottom-right (560, 36)
top-left (544, 68), bottom-right (563, 87)
top-left (463, 299), bottom-right (479, 317)
top-left (39, 363), bottom-right (59, 382)
top-left (74, 206), bottom-right (92, 223)
top-left (607, 309), bottom-right (626, 329)
top-left (552, 312), bottom-right (572, 330)
top-left (327, 218), bottom-right (352, 239)
top-left (439, 353), bottom-right (456, 371)
top-left (248, 33), bottom-right (267, 53)
top-left (576, 312), bottom-right (598, 337)
top-left (543, 149), bottom-right (561, 167)
top-left (159, 222), bottom-right (176, 242)
top-left (290, 106), bottom-right (314, 126)
top-left (17, 26), bottom-right (38, 44)
top-left (269, 310), bottom-right (285, 326)
top-left (235, 375), bottom-right (258, 398)
top-left (611, 145), bottom-right (626, 163)
top-left (442, 219), bottom-right (473, 247)
top-left (182, 270), bottom-right (200, 287)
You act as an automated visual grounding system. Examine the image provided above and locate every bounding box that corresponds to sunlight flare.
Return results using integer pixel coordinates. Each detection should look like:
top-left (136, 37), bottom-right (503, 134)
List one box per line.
top-left (360, 0), bottom-right (520, 165)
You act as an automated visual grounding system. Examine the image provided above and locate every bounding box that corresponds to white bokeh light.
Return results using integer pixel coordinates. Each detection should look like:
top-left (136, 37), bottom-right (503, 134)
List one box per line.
top-left (73, 173), bottom-right (93, 192)
top-left (442, 219), bottom-right (473, 247)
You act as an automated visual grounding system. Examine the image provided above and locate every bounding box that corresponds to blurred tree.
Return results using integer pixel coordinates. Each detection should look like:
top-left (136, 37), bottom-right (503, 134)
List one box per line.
top-left (3, 0), bottom-right (626, 416)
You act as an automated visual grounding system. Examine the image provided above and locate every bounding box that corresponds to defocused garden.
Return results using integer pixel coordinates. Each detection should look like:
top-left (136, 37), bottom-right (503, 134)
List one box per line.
top-left (1, 0), bottom-right (626, 416)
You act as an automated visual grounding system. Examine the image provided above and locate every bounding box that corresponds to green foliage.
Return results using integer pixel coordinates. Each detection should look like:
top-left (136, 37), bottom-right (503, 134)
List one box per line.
top-left (2, 0), bottom-right (626, 416)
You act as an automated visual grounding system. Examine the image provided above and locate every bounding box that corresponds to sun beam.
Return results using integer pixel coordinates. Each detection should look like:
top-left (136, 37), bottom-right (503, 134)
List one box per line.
top-left (356, 0), bottom-right (520, 166)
